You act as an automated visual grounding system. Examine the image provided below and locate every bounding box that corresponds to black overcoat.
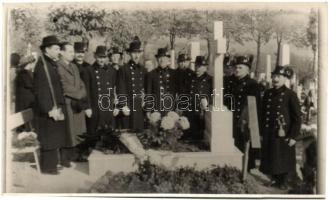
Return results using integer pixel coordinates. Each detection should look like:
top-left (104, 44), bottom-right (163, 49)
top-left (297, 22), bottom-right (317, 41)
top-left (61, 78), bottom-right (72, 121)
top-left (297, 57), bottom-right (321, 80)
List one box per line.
top-left (145, 67), bottom-right (177, 115)
top-left (260, 85), bottom-right (301, 175)
top-left (15, 69), bottom-right (35, 112)
top-left (116, 60), bottom-right (146, 131)
top-left (85, 62), bottom-right (117, 133)
top-left (33, 54), bottom-right (71, 150)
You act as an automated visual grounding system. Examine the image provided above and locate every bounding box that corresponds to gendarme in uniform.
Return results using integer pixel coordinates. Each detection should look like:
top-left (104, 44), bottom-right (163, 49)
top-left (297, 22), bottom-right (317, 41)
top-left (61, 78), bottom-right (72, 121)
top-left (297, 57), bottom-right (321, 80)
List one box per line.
top-left (260, 66), bottom-right (301, 189)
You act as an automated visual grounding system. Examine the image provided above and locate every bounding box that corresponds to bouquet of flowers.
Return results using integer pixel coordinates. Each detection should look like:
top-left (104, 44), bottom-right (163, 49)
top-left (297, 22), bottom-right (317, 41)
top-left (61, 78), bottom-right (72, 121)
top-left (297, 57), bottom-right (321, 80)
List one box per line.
top-left (139, 111), bottom-right (190, 151)
top-left (12, 131), bottom-right (39, 149)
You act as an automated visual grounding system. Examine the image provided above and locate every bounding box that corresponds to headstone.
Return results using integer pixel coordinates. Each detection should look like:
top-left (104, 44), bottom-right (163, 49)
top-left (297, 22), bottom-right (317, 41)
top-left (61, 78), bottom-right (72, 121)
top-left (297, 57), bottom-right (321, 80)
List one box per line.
top-left (258, 73), bottom-right (266, 82)
top-left (279, 44), bottom-right (290, 66)
top-left (170, 49), bottom-right (175, 69)
top-left (279, 44), bottom-right (291, 88)
top-left (266, 54), bottom-right (272, 86)
top-left (190, 42), bottom-right (200, 71)
top-left (297, 85), bottom-right (303, 100)
top-left (205, 21), bottom-right (242, 164)
top-left (250, 72), bottom-right (255, 79)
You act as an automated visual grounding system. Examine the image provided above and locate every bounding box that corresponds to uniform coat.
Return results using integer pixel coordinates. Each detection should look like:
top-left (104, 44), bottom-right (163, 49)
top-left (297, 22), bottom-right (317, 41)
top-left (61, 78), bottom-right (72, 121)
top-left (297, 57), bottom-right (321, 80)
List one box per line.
top-left (185, 72), bottom-right (213, 140)
top-left (176, 68), bottom-right (194, 95)
top-left (260, 85), bottom-right (301, 175)
top-left (15, 69), bottom-right (35, 112)
top-left (227, 74), bottom-right (262, 170)
top-left (223, 75), bottom-right (237, 110)
top-left (146, 66), bottom-right (177, 114)
top-left (228, 75), bottom-right (262, 149)
top-left (85, 62), bottom-right (117, 133)
top-left (33, 54), bottom-right (70, 150)
top-left (57, 59), bottom-right (87, 146)
top-left (117, 60), bottom-right (146, 131)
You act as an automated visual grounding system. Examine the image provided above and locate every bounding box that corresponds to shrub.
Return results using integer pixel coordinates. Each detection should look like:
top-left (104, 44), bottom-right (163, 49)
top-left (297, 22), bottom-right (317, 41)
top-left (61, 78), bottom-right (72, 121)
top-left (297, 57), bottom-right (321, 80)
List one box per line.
top-left (90, 160), bottom-right (260, 194)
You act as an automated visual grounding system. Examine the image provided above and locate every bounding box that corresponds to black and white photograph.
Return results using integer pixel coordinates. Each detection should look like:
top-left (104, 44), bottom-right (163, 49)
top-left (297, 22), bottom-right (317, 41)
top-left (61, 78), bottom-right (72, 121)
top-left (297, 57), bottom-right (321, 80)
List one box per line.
top-left (3, 2), bottom-right (327, 197)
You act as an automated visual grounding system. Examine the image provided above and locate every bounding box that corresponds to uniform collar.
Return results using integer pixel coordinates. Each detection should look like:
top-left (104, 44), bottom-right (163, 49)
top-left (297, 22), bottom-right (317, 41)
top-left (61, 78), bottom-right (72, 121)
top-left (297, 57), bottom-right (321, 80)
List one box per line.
top-left (73, 59), bottom-right (85, 66)
top-left (158, 66), bottom-right (169, 73)
top-left (93, 62), bottom-right (109, 70)
top-left (128, 60), bottom-right (139, 69)
top-left (273, 85), bottom-right (287, 93)
top-left (197, 73), bottom-right (208, 80)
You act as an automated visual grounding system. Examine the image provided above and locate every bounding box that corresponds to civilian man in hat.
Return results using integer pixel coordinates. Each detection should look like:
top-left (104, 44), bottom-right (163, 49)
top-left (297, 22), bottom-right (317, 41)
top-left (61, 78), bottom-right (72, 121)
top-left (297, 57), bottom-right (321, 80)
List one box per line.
top-left (108, 46), bottom-right (123, 71)
top-left (146, 47), bottom-right (177, 115)
top-left (176, 53), bottom-right (193, 95)
top-left (33, 35), bottom-right (70, 174)
top-left (57, 42), bottom-right (88, 165)
top-left (184, 55), bottom-right (213, 140)
top-left (260, 66), bottom-right (301, 190)
top-left (116, 36), bottom-right (146, 131)
top-left (85, 46), bottom-right (117, 134)
top-left (228, 54), bottom-right (262, 172)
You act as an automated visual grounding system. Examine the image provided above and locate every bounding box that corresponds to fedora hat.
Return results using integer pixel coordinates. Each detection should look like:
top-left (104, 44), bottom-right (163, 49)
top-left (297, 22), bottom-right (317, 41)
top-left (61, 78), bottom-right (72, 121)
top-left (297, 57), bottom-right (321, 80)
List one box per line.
top-left (40, 35), bottom-right (61, 49)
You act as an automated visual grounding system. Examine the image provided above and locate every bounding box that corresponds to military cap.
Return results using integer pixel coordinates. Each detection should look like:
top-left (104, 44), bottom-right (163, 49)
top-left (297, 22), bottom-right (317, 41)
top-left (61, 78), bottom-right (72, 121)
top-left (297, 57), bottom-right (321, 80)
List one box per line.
top-left (126, 36), bottom-right (143, 53)
top-left (108, 46), bottom-right (123, 57)
top-left (74, 42), bottom-right (87, 53)
top-left (272, 65), bottom-right (294, 79)
top-left (94, 46), bottom-right (107, 57)
top-left (155, 48), bottom-right (171, 58)
top-left (40, 35), bottom-right (61, 49)
top-left (234, 54), bottom-right (254, 69)
top-left (195, 56), bottom-right (209, 66)
top-left (224, 53), bottom-right (236, 68)
top-left (177, 53), bottom-right (191, 63)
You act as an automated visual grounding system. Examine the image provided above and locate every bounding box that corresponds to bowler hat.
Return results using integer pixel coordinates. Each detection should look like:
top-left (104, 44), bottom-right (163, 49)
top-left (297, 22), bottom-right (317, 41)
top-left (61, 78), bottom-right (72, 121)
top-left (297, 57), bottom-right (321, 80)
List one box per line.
top-left (108, 46), bottom-right (123, 57)
top-left (195, 56), bottom-right (208, 66)
top-left (74, 42), bottom-right (87, 53)
top-left (177, 53), bottom-right (191, 63)
top-left (272, 65), bottom-right (294, 79)
top-left (126, 36), bottom-right (143, 53)
top-left (94, 46), bottom-right (107, 57)
top-left (155, 48), bottom-right (170, 58)
top-left (234, 54), bottom-right (254, 69)
top-left (40, 35), bottom-right (61, 49)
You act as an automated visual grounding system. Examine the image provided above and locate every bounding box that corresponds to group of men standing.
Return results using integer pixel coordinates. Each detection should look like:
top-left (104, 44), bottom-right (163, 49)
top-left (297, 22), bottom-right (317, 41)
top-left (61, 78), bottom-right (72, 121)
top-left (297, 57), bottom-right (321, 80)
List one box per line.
top-left (31, 35), bottom-right (214, 175)
top-left (18, 33), bottom-right (302, 191)
top-left (223, 54), bottom-right (302, 190)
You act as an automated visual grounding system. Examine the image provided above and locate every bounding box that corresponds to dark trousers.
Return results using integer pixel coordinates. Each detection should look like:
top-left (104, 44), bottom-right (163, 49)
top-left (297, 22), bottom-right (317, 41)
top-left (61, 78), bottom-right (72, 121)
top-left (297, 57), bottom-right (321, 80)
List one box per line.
top-left (40, 147), bottom-right (74, 171)
top-left (273, 173), bottom-right (288, 185)
top-left (183, 111), bottom-right (205, 140)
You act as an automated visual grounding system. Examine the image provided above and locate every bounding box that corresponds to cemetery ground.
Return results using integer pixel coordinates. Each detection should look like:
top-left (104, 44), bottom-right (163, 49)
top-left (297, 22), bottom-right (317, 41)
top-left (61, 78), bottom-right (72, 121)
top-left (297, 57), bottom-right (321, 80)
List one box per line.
top-left (8, 148), bottom-right (305, 194)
